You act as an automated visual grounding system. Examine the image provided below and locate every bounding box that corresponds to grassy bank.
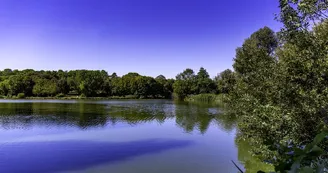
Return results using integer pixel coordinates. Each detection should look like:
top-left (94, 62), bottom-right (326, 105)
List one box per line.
top-left (184, 94), bottom-right (227, 105)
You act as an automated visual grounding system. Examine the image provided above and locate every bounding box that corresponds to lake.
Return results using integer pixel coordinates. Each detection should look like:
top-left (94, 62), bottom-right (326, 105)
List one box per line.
top-left (0, 99), bottom-right (270, 173)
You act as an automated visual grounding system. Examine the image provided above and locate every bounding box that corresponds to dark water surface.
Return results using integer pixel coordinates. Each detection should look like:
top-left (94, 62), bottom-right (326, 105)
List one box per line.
top-left (0, 100), bottom-right (271, 173)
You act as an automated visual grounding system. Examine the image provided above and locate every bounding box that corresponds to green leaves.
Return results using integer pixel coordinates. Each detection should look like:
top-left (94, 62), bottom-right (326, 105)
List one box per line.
top-left (173, 67), bottom-right (216, 100)
top-left (0, 69), bottom-right (174, 98)
top-left (215, 69), bottom-right (236, 94)
top-left (228, 2), bottom-right (328, 172)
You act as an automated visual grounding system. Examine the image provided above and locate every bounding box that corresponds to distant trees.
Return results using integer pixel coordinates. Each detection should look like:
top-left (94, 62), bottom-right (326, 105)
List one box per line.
top-left (173, 68), bottom-right (197, 100)
top-left (33, 78), bottom-right (57, 96)
top-left (0, 69), bottom-right (179, 99)
top-left (173, 67), bottom-right (217, 99)
top-left (196, 67), bottom-right (216, 94)
top-left (0, 67), bottom-right (228, 99)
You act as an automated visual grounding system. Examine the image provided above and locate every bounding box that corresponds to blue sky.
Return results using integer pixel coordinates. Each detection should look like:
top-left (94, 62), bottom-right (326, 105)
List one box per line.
top-left (0, 0), bottom-right (281, 78)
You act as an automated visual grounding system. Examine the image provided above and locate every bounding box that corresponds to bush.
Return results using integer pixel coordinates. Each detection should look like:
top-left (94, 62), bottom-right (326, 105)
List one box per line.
top-left (17, 93), bottom-right (25, 99)
top-left (56, 93), bottom-right (65, 98)
top-left (80, 93), bottom-right (86, 98)
top-left (124, 95), bottom-right (138, 99)
top-left (184, 94), bottom-right (228, 105)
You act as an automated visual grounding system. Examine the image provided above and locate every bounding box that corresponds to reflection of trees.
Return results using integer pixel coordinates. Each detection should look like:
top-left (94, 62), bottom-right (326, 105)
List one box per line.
top-left (174, 103), bottom-right (226, 134)
top-left (77, 103), bottom-right (107, 128)
top-left (213, 112), bottom-right (237, 132)
top-left (0, 102), bottom-right (175, 130)
top-left (107, 104), bottom-right (172, 125)
top-left (0, 102), bottom-right (107, 129)
top-left (0, 102), bottom-right (236, 134)
top-left (235, 135), bottom-right (273, 173)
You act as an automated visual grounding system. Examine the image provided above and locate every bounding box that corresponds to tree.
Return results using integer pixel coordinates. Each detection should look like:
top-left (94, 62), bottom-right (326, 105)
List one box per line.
top-left (229, 27), bottom-right (281, 160)
top-left (110, 72), bottom-right (118, 78)
top-left (134, 76), bottom-right (159, 98)
top-left (215, 69), bottom-right (236, 94)
top-left (232, 26), bottom-right (278, 104)
top-left (274, 20), bottom-right (328, 144)
top-left (230, 2), bottom-right (328, 168)
top-left (57, 78), bottom-right (69, 94)
top-left (164, 79), bottom-right (175, 98)
top-left (195, 67), bottom-right (216, 94)
top-left (0, 69), bottom-right (172, 98)
top-left (277, 0), bottom-right (328, 42)
top-left (0, 80), bottom-right (9, 96)
top-left (173, 68), bottom-right (197, 100)
top-left (33, 78), bottom-right (57, 96)
top-left (111, 77), bottom-right (123, 96)
top-left (77, 70), bottom-right (109, 97)
top-left (8, 75), bottom-right (34, 96)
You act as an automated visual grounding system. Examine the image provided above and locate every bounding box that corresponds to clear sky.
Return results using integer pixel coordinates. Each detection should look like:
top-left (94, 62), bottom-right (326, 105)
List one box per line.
top-left (0, 0), bottom-right (281, 78)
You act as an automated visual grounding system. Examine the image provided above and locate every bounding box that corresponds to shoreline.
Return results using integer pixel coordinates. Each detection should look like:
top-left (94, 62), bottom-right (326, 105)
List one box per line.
top-left (0, 96), bottom-right (171, 100)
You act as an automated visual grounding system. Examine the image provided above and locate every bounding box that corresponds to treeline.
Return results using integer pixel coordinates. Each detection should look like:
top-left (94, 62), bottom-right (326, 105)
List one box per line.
top-left (216, 0), bottom-right (328, 171)
top-left (0, 69), bottom-right (170, 98)
top-left (0, 67), bottom-right (227, 99)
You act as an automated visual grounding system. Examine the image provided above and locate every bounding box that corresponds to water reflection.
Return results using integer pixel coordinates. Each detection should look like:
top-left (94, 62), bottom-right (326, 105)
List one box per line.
top-left (0, 101), bottom-right (231, 134)
top-left (0, 102), bottom-right (108, 129)
top-left (0, 100), bottom-right (268, 172)
top-left (0, 139), bottom-right (193, 173)
top-left (236, 138), bottom-right (274, 172)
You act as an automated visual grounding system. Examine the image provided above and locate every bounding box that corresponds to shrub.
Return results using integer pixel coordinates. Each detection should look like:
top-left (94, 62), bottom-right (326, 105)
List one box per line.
top-left (124, 95), bottom-right (138, 99)
top-left (17, 93), bottom-right (25, 99)
top-left (56, 93), bottom-right (65, 98)
top-left (184, 94), bottom-right (228, 105)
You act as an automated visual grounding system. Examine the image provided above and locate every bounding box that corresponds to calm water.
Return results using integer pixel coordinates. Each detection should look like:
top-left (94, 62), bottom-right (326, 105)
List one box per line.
top-left (0, 100), bottom-right (271, 173)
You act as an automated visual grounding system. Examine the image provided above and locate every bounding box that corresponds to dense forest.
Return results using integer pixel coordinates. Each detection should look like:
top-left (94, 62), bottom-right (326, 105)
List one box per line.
top-left (0, 67), bottom-right (223, 99)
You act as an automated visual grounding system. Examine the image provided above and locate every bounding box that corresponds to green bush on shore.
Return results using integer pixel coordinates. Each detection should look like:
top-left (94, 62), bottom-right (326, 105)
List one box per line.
top-left (184, 94), bottom-right (228, 105)
top-left (56, 93), bottom-right (65, 98)
top-left (17, 93), bottom-right (25, 99)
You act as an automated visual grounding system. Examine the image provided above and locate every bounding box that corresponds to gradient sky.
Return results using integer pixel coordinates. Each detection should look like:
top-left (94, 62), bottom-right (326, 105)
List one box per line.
top-left (0, 0), bottom-right (281, 78)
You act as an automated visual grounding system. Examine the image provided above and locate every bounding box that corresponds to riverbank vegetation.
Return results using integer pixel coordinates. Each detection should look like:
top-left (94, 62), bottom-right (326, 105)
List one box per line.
top-left (0, 66), bottom-right (222, 100)
top-left (225, 0), bottom-right (328, 172)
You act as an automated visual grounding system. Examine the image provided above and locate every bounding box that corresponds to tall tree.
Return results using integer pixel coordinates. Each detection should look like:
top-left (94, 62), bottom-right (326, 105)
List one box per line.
top-left (233, 26), bottom-right (278, 103)
top-left (173, 68), bottom-right (197, 99)
top-left (196, 67), bottom-right (215, 94)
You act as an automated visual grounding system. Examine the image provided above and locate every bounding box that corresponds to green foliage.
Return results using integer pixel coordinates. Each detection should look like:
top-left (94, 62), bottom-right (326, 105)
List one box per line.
top-left (231, 22), bottom-right (328, 164)
top-left (252, 131), bottom-right (328, 173)
top-left (184, 94), bottom-right (228, 106)
top-left (155, 75), bottom-right (174, 98)
top-left (0, 80), bottom-right (9, 96)
top-left (224, 1), bottom-right (328, 172)
top-left (0, 67), bottom-right (220, 100)
top-left (196, 67), bottom-right (216, 94)
top-left (214, 69), bottom-right (236, 94)
top-left (185, 94), bottom-right (217, 103)
top-left (33, 78), bottom-right (57, 97)
top-left (173, 68), bottom-right (197, 100)
top-left (17, 93), bottom-right (25, 99)
top-left (277, 0), bottom-right (328, 42)
top-left (173, 67), bottom-right (216, 100)
top-left (0, 69), bottom-right (175, 99)
top-left (56, 93), bottom-right (65, 98)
